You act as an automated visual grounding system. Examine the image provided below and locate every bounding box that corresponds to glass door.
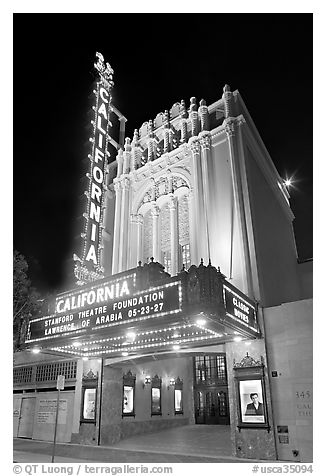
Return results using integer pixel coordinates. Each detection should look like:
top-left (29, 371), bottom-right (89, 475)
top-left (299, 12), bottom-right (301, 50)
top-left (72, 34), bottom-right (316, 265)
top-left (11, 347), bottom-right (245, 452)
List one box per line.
top-left (193, 354), bottom-right (230, 425)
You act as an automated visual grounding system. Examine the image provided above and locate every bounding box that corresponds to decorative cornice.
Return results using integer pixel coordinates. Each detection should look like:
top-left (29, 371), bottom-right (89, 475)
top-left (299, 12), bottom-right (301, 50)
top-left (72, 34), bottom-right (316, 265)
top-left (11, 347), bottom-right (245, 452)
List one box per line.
top-left (199, 131), bottom-right (211, 150)
top-left (223, 118), bottom-right (236, 137)
top-left (188, 137), bottom-right (200, 155)
top-left (233, 352), bottom-right (264, 368)
top-left (82, 369), bottom-right (98, 380)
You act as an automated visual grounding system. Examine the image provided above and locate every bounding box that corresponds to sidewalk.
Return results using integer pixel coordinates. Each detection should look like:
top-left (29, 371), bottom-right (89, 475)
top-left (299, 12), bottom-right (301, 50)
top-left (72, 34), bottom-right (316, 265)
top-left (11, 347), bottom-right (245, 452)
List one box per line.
top-left (13, 439), bottom-right (247, 464)
top-left (13, 425), bottom-right (271, 464)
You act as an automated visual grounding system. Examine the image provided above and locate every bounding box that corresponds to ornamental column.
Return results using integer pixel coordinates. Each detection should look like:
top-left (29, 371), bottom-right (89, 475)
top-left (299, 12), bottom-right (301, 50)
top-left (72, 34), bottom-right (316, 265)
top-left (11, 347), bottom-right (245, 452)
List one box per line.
top-left (187, 190), bottom-right (196, 268)
top-left (223, 113), bottom-right (254, 297)
top-left (188, 137), bottom-right (204, 265)
top-left (179, 100), bottom-right (188, 144)
top-left (199, 131), bottom-right (211, 263)
top-left (152, 205), bottom-right (160, 262)
top-left (189, 97), bottom-right (199, 137)
top-left (111, 180), bottom-right (122, 274)
top-left (118, 177), bottom-right (130, 272)
top-left (169, 196), bottom-right (178, 276)
top-left (122, 137), bottom-right (131, 175)
top-left (127, 214), bottom-right (138, 269)
top-left (116, 148), bottom-right (123, 178)
top-left (198, 99), bottom-right (209, 132)
top-left (148, 120), bottom-right (157, 162)
top-left (136, 214), bottom-right (144, 265)
top-left (163, 110), bottom-right (172, 153)
top-left (131, 129), bottom-right (142, 171)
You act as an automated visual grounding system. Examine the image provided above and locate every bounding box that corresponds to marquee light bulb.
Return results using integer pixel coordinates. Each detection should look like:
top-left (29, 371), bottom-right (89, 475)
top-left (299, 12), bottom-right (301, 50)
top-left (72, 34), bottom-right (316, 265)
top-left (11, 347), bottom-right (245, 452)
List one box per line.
top-left (126, 331), bottom-right (136, 342)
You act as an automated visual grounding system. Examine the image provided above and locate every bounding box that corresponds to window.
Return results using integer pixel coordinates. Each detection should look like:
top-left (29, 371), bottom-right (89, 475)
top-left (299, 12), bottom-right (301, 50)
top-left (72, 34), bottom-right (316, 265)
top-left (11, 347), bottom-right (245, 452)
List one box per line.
top-left (122, 370), bottom-right (136, 417)
top-left (195, 354), bottom-right (227, 384)
top-left (181, 243), bottom-right (191, 270)
top-left (36, 361), bottom-right (77, 382)
top-left (151, 374), bottom-right (162, 415)
top-left (14, 366), bottom-right (33, 384)
top-left (162, 250), bottom-right (171, 275)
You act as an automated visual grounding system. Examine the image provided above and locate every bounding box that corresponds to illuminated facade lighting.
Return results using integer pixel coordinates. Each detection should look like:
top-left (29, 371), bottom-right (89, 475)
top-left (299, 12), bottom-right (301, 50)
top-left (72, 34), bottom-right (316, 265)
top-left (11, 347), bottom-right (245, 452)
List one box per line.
top-left (233, 336), bottom-right (242, 342)
top-left (196, 318), bottom-right (206, 326)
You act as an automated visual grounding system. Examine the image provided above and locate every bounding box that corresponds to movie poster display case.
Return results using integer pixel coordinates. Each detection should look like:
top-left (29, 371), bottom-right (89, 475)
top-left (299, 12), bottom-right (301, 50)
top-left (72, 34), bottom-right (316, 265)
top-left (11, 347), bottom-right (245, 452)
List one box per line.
top-left (233, 353), bottom-right (270, 432)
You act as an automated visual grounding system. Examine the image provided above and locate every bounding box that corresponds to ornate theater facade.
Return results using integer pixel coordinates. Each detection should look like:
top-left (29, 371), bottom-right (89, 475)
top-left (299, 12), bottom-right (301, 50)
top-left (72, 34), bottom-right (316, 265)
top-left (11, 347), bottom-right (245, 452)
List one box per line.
top-left (14, 53), bottom-right (312, 462)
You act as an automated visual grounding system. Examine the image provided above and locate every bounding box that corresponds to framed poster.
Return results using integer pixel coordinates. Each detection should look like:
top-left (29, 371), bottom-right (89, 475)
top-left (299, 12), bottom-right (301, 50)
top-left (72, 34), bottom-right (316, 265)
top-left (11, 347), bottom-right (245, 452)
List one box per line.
top-left (239, 379), bottom-right (265, 424)
top-left (82, 388), bottom-right (96, 420)
top-left (122, 370), bottom-right (136, 417)
top-left (151, 374), bottom-right (162, 415)
top-left (80, 369), bottom-right (98, 423)
top-left (233, 353), bottom-right (270, 431)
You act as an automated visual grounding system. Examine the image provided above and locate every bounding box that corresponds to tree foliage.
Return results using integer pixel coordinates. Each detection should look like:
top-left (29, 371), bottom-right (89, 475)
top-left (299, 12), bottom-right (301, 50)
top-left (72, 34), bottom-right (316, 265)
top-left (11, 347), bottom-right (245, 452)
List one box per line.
top-left (13, 250), bottom-right (42, 348)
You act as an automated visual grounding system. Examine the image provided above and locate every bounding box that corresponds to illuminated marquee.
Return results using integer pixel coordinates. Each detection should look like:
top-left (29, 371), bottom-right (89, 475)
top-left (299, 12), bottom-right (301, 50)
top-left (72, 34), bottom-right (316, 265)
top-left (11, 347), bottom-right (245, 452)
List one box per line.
top-left (74, 52), bottom-right (114, 284)
top-left (55, 279), bottom-right (130, 314)
top-left (223, 284), bottom-right (259, 335)
top-left (26, 280), bottom-right (182, 344)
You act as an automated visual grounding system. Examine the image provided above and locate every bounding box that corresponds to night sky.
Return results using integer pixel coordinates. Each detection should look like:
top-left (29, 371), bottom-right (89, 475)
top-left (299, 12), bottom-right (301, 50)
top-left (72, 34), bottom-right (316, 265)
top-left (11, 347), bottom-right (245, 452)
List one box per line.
top-left (13, 13), bottom-right (313, 295)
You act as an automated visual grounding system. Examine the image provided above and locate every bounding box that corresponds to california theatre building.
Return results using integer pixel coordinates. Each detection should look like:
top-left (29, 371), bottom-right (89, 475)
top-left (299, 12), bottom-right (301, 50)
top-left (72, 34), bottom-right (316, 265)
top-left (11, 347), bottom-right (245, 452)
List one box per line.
top-left (14, 53), bottom-right (312, 462)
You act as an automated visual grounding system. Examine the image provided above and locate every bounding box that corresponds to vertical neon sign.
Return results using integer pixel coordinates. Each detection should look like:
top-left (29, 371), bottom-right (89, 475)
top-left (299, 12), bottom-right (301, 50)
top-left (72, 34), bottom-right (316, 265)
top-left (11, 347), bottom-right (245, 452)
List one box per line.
top-left (74, 52), bottom-right (114, 285)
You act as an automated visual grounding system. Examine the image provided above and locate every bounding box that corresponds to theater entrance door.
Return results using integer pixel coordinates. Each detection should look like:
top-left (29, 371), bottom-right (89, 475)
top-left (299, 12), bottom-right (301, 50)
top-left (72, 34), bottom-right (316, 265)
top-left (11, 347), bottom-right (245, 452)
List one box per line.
top-left (193, 354), bottom-right (230, 425)
top-left (194, 387), bottom-right (230, 424)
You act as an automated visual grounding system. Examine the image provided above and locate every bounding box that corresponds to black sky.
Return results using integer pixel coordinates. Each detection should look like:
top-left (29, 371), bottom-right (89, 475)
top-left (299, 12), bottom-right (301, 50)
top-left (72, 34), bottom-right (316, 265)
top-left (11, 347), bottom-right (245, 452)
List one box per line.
top-left (13, 13), bottom-right (313, 294)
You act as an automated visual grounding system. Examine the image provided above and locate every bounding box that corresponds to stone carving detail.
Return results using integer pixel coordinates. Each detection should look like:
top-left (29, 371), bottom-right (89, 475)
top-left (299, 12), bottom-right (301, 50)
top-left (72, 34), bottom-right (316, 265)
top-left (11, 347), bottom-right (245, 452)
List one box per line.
top-left (154, 112), bottom-right (165, 129)
top-left (233, 353), bottom-right (264, 368)
top-left (223, 84), bottom-right (232, 118)
top-left (139, 121), bottom-right (149, 138)
top-left (170, 102), bottom-right (182, 119)
top-left (224, 120), bottom-right (235, 137)
top-left (200, 132), bottom-right (211, 150)
top-left (82, 369), bottom-right (98, 380)
top-left (172, 176), bottom-right (188, 191)
top-left (189, 139), bottom-right (200, 155)
top-left (123, 370), bottom-right (136, 386)
top-left (178, 260), bottom-right (226, 307)
top-left (139, 175), bottom-right (189, 209)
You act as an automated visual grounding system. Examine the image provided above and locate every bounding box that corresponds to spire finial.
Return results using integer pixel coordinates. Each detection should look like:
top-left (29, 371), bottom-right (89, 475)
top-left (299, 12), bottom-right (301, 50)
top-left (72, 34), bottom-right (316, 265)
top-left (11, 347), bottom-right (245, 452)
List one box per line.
top-left (190, 97), bottom-right (197, 111)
